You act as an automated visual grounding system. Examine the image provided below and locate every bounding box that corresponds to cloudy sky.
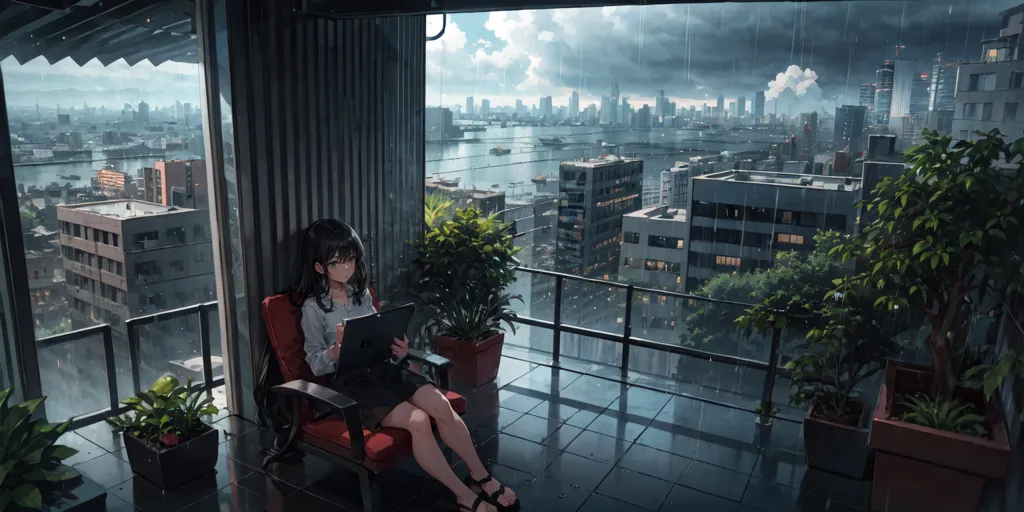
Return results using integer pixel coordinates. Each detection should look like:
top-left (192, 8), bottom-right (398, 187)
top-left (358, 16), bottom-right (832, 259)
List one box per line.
top-left (426, 1), bottom-right (1019, 114)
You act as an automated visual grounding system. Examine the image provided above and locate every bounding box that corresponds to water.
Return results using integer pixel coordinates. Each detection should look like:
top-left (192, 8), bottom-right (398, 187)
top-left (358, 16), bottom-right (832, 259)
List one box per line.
top-left (14, 151), bottom-right (196, 190)
top-left (426, 126), bottom-right (782, 193)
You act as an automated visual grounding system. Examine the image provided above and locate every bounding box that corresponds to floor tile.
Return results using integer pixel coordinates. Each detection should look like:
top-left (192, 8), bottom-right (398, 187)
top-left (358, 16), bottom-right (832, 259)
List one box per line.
top-left (542, 452), bottom-right (613, 491)
top-left (540, 424), bottom-right (583, 451)
top-left (73, 452), bottom-right (134, 489)
top-left (558, 375), bottom-right (626, 409)
top-left (584, 411), bottom-right (651, 442)
top-left (217, 427), bottom-right (278, 471)
top-left (526, 399), bottom-right (583, 423)
top-left (234, 471), bottom-right (300, 502)
top-left (104, 493), bottom-right (137, 512)
top-left (303, 466), bottom-right (423, 511)
top-left (564, 408), bottom-right (601, 429)
top-left (751, 453), bottom-right (807, 488)
top-left (189, 482), bottom-right (268, 512)
top-left (207, 414), bottom-right (259, 440)
top-left (460, 405), bottom-right (525, 433)
top-left (509, 366), bottom-right (581, 393)
top-left (58, 432), bottom-right (108, 467)
top-left (692, 441), bottom-right (761, 474)
top-left (596, 468), bottom-right (675, 511)
top-left (496, 389), bottom-right (545, 413)
top-left (109, 473), bottom-right (222, 512)
top-left (659, 485), bottom-right (740, 512)
top-left (265, 489), bottom-right (352, 511)
top-left (741, 476), bottom-right (830, 512)
top-left (606, 387), bottom-right (673, 420)
top-left (564, 430), bottom-right (632, 465)
top-left (501, 412), bottom-right (562, 443)
top-left (634, 425), bottom-right (699, 459)
top-left (515, 476), bottom-right (590, 512)
top-left (578, 492), bottom-right (653, 512)
top-left (616, 444), bottom-right (692, 483)
top-left (70, 421), bottom-right (126, 453)
top-left (677, 460), bottom-right (749, 501)
top-left (476, 433), bottom-right (560, 476)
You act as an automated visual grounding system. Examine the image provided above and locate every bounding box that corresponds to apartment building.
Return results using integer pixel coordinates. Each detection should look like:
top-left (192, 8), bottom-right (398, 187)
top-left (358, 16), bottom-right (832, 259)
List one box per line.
top-left (142, 160), bottom-right (209, 210)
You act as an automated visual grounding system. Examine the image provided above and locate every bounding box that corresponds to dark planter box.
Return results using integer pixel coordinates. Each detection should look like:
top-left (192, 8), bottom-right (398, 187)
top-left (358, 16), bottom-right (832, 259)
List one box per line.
top-left (433, 332), bottom-right (505, 387)
top-left (869, 360), bottom-right (1011, 512)
top-left (803, 396), bottom-right (871, 479)
top-left (123, 426), bottom-right (219, 490)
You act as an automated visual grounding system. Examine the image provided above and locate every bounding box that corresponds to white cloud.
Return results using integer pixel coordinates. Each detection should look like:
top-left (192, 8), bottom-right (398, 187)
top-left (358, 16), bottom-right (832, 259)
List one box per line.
top-left (426, 20), bottom-right (467, 53)
top-left (537, 31), bottom-right (555, 42)
top-left (766, 65), bottom-right (819, 100)
top-left (476, 39), bottom-right (493, 48)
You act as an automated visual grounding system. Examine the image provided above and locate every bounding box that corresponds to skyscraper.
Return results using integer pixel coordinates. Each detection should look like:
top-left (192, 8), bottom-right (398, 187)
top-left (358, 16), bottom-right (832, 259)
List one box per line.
top-left (568, 90), bottom-right (580, 120)
top-left (888, 59), bottom-right (917, 123)
top-left (717, 95), bottom-right (725, 121)
top-left (620, 97), bottom-right (631, 126)
top-left (137, 101), bottom-right (150, 124)
top-left (874, 61), bottom-right (895, 125)
top-left (929, 53), bottom-right (958, 112)
top-left (466, 96), bottom-right (475, 117)
top-left (480, 99), bottom-right (491, 117)
top-left (654, 89), bottom-right (667, 117)
top-left (799, 112), bottom-right (818, 158)
top-left (754, 91), bottom-right (766, 121)
top-left (540, 96), bottom-right (553, 118)
top-left (636, 105), bottom-right (652, 129)
top-left (859, 84), bottom-right (876, 111)
top-left (737, 96), bottom-right (746, 119)
top-left (834, 105), bottom-right (868, 154)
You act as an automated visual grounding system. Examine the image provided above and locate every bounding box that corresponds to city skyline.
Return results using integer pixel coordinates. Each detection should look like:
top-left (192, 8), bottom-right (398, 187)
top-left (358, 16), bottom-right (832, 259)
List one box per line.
top-left (427, 1), bottom-right (1014, 112)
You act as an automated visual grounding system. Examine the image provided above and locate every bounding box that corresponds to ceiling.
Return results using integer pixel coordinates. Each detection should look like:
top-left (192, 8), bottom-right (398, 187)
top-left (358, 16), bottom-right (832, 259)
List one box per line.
top-left (0, 0), bottom-right (198, 67)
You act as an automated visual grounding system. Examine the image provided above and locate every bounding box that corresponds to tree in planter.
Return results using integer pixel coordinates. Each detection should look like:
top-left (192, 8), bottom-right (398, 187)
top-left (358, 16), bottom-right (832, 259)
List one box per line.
top-left (412, 206), bottom-right (523, 340)
top-left (831, 129), bottom-right (1024, 422)
top-left (109, 376), bottom-right (219, 448)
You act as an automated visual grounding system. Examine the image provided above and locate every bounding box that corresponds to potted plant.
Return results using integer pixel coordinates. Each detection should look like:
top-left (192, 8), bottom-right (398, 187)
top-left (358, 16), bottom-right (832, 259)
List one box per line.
top-left (832, 129), bottom-right (1024, 511)
top-left (413, 206), bottom-right (522, 387)
top-left (737, 232), bottom-right (903, 479)
top-left (0, 388), bottom-right (104, 511)
top-left (109, 376), bottom-right (220, 490)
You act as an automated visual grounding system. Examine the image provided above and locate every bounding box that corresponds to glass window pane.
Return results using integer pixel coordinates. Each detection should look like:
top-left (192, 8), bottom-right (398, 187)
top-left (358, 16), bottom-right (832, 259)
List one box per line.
top-left (2, 11), bottom-right (233, 419)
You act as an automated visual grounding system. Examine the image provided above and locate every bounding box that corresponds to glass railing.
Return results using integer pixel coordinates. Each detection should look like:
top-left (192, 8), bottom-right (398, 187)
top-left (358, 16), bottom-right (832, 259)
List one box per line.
top-left (36, 301), bottom-right (224, 429)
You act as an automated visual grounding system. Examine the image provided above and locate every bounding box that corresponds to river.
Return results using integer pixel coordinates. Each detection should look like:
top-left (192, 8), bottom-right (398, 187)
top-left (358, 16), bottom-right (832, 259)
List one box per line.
top-left (13, 150), bottom-right (196, 190)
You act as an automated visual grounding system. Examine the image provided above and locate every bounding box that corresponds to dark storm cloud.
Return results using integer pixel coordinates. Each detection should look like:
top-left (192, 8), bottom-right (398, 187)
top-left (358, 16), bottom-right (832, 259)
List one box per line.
top-left (431, 1), bottom-right (1017, 106)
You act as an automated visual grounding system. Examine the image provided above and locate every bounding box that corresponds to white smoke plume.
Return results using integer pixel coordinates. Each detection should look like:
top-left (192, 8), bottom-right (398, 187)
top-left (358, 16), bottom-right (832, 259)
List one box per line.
top-left (766, 65), bottom-right (819, 100)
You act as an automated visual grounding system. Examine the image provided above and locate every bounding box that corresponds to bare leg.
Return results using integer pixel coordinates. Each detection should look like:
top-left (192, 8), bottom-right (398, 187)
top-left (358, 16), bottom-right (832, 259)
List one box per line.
top-left (382, 402), bottom-right (495, 512)
top-left (409, 386), bottom-right (518, 508)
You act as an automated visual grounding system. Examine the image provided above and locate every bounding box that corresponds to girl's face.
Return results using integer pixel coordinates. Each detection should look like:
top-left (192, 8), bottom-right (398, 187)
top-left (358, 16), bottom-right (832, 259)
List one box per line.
top-left (316, 253), bottom-right (357, 285)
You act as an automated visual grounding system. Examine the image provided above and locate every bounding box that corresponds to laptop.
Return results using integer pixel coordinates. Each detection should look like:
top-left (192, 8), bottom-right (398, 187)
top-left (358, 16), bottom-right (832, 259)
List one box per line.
top-left (332, 303), bottom-right (416, 378)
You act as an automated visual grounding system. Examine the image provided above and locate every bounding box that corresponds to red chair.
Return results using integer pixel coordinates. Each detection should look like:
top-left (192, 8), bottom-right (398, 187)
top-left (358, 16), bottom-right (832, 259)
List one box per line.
top-left (261, 288), bottom-right (466, 512)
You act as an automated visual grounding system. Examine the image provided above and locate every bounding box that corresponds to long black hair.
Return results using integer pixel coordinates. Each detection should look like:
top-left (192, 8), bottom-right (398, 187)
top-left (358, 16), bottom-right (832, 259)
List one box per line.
top-left (290, 219), bottom-right (369, 311)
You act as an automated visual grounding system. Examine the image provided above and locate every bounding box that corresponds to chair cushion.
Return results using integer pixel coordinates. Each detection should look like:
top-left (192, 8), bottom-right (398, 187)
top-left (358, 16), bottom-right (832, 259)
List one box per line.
top-left (302, 391), bottom-right (467, 461)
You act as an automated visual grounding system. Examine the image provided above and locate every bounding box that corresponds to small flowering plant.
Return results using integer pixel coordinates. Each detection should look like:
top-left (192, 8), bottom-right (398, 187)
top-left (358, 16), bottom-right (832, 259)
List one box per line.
top-left (109, 376), bottom-right (219, 450)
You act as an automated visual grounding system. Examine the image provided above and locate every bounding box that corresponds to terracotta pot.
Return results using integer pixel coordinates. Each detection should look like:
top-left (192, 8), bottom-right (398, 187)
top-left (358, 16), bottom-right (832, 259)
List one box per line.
top-left (869, 360), bottom-right (1011, 512)
top-left (432, 332), bottom-right (505, 387)
top-left (803, 395), bottom-right (871, 479)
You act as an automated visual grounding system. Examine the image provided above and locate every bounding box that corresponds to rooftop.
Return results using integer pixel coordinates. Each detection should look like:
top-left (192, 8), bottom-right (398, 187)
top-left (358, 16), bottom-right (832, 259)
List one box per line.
top-left (561, 155), bottom-right (642, 168)
top-left (60, 200), bottom-right (194, 218)
top-left (625, 205), bottom-right (688, 223)
top-left (697, 170), bottom-right (863, 191)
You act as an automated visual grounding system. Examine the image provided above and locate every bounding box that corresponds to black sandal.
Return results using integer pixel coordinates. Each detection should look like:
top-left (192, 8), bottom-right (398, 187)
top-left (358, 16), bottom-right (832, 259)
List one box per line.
top-left (458, 495), bottom-right (490, 512)
top-left (464, 474), bottom-right (520, 511)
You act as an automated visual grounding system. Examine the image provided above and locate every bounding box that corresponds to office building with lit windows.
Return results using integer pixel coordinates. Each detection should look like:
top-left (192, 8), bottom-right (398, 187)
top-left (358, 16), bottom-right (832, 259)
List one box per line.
top-left (685, 170), bottom-right (861, 291)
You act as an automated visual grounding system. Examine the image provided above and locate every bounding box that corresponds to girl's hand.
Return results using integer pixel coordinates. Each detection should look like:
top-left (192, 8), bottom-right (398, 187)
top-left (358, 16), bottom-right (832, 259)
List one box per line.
top-left (392, 335), bottom-right (409, 360)
top-left (330, 323), bottom-right (345, 361)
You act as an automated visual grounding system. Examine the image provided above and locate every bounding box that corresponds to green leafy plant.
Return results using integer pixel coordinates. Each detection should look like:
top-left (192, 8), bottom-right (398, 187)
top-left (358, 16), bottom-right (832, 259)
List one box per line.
top-left (412, 207), bottom-right (522, 342)
top-left (964, 349), bottom-right (1024, 420)
top-left (832, 129), bottom-right (1024, 406)
top-left (898, 392), bottom-right (987, 437)
top-left (109, 376), bottom-right (218, 449)
top-left (0, 388), bottom-right (78, 511)
top-left (424, 193), bottom-right (455, 229)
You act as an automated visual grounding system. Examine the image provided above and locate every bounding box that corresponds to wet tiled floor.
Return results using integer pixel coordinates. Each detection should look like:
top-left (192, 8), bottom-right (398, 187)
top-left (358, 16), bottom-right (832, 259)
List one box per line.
top-left (61, 356), bottom-right (872, 511)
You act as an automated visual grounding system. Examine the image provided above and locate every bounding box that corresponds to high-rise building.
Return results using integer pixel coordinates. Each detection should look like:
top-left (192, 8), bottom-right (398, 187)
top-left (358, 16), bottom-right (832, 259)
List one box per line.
top-left (655, 89), bottom-right (667, 117)
top-left (952, 7), bottom-right (1024, 141)
top-left (717, 95), bottom-right (725, 121)
top-left (859, 84), bottom-right (876, 112)
top-left (888, 59), bottom-right (918, 123)
top-left (834, 105), bottom-right (868, 154)
top-left (94, 168), bottom-right (131, 195)
top-left (798, 112), bottom-right (818, 158)
top-left (556, 155), bottom-right (643, 276)
top-left (929, 53), bottom-right (958, 112)
top-left (737, 97), bottom-right (746, 119)
top-left (540, 96), bottom-right (553, 118)
top-left (874, 61), bottom-right (895, 125)
top-left (608, 81), bottom-right (621, 124)
top-left (728, 101), bottom-right (737, 119)
top-left (568, 91), bottom-right (580, 120)
top-left (182, 102), bottom-right (193, 125)
top-left (685, 171), bottom-right (861, 291)
top-left (58, 200), bottom-right (215, 338)
top-left (425, 107), bottom-right (458, 141)
top-left (620, 97), bottom-right (631, 125)
top-left (480, 99), bottom-right (490, 117)
top-left (660, 163), bottom-right (691, 209)
top-left (515, 99), bottom-right (526, 117)
top-left (465, 96), bottom-right (475, 117)
top-left (137, 101), bottom-right (150, 124)
top-left (636, 105), bottom-right (652, 129)
top-left (754, 91), bottom-right (766, 121)
top-left (142, 160), bottom-right (209, 210)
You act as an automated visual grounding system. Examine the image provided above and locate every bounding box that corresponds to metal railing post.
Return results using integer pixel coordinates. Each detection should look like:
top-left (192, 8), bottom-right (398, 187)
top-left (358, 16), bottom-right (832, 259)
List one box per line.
top-left (621, 285), bottom-right (634, 379)
top-left (199, 307), bottom-right (214, 396)
top-left (127, 321), bottom-right (142, 395)
top-left (760, 318), bottom-right (783, 415)
top-left (552, 274), bottom-right (563, 363)
top-left (101, 325), bottom-right (119, 412)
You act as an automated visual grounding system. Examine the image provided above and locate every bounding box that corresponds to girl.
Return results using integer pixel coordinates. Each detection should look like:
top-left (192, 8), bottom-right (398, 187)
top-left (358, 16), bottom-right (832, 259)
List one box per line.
top-left (294, 219), bottom-right (518, 512)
